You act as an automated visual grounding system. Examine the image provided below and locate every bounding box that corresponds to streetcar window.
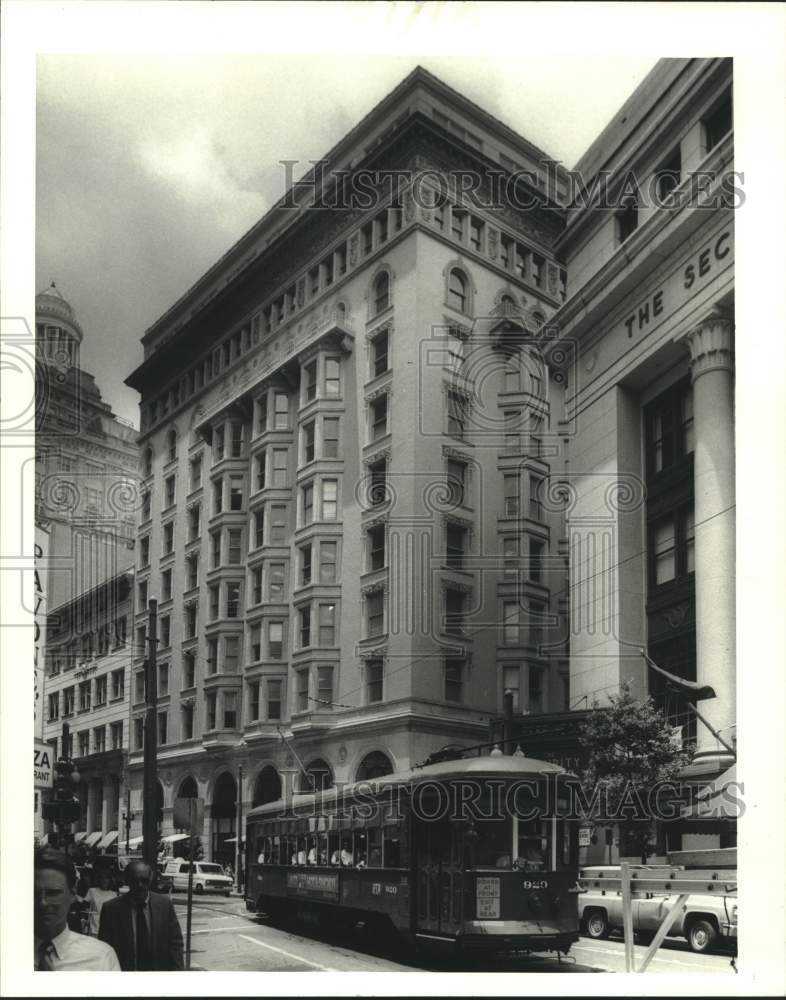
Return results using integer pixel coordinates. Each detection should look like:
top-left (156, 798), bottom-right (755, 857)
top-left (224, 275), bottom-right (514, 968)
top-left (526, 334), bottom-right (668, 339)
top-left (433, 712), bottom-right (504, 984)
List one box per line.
top-left (474, 817), bottom-right (512, 868)
top-left (517, 818), bottom-right (547, 870)
top-left (382, 825), bottom-right (401, 867)
top-left (272, 835), bottom-right (281, 865)
top-left (367, 826), bottom-right (382, 867)
top-left (354, 831), bottom-right (367, 867)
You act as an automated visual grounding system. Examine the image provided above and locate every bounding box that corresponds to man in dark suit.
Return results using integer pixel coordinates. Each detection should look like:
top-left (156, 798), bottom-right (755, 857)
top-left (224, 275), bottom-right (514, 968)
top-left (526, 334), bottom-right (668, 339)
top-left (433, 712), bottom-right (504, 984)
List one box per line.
top-left (98, 859), bottom-right (183, 970)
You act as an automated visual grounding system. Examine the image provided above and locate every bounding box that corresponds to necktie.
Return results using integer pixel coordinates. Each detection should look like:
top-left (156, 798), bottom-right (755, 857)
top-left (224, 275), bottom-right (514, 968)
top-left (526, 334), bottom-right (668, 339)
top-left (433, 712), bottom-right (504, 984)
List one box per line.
top-left (37, 942), bottom-right (55, 971)
top-left (135, 903), bottom-right (150, 970)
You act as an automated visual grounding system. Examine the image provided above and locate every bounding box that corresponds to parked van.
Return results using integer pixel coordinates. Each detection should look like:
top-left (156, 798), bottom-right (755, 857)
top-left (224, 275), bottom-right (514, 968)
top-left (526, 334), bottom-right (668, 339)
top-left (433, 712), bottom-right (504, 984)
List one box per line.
top-left (163, 860), bottom-right (233, 895)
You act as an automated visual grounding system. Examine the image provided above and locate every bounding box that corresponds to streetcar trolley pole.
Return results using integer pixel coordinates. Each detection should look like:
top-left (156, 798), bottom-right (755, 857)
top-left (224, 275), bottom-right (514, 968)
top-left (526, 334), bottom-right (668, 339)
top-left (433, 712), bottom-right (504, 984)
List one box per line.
top-left (579, 862), bottom-right (738, 972)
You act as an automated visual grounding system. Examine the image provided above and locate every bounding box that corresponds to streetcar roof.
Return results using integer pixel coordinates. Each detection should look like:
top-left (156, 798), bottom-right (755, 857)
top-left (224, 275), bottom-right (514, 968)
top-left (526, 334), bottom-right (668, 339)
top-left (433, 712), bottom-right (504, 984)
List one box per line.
top-left (246, 753), bottom-right (576, 820)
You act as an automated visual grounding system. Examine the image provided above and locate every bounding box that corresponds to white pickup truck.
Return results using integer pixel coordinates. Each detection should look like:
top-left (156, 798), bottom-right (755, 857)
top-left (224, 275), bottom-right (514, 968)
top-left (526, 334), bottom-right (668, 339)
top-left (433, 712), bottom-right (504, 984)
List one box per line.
top-left (578, 866), bottom-right (737, 953)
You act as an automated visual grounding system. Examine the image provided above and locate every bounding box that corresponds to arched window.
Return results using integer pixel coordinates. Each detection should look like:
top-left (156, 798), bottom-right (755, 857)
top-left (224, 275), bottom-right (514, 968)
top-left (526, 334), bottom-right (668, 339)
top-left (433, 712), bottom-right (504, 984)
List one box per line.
top-left (253, 766), bottom-right (282, 807)
top-left (500, 294), bottom-right (517, 314)
top-left (531, 310), bottom-right (545, 332)
top-left (143, 446), bottom-right (153, 478)
top-left (448, 269), bottom-right (468, 313)
top-left (177, 776), bottom-right (198, 800)
top-left (167, 429), bottom-right (177, 463)
top-left (356, 751), bottom-right (394, 782)
top-left (211, 771), bottom-right (237, 864)
top-left (373, 272), bottom-right (390, 315)
top-left (298, 758), bottom-right (333, 793)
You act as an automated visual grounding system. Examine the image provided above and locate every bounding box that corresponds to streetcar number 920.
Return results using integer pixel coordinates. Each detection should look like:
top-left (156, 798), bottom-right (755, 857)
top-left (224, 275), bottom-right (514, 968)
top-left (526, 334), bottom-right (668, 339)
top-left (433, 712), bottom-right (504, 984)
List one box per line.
top-left (521, 880), bottom-right (548, 890)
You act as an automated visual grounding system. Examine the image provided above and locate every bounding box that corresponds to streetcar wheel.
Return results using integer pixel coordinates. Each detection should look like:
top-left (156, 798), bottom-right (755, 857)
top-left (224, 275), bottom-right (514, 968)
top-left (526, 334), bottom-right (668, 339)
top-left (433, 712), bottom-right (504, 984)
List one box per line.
top-left (687, 918), bottom-right (717, 954)
top-left (584, 909), bottom-right (610, 939)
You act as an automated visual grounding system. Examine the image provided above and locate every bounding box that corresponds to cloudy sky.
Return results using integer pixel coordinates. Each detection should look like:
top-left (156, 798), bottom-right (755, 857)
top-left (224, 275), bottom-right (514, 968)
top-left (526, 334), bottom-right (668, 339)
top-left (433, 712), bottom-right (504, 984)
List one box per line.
top-left (25, 1), bottom-right (775, 426)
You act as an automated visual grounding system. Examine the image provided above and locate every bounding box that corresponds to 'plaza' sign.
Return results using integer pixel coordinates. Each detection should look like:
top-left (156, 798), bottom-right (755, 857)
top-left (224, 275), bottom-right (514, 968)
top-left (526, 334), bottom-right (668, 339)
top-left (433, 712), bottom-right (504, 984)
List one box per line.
top-left (35, 739), bottom-right (54, 789)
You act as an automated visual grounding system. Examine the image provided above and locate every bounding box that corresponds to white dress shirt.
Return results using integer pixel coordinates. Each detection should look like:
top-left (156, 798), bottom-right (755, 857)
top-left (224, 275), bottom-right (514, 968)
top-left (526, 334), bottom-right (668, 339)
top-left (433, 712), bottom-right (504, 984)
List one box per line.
top-left (35, 926), bottom-right (121, 971)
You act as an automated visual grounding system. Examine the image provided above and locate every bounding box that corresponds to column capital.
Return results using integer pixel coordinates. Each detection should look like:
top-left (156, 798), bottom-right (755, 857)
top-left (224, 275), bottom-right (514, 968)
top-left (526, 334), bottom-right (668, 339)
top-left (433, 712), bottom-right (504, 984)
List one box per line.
top-left (683, 310), bottom-right (734, 383)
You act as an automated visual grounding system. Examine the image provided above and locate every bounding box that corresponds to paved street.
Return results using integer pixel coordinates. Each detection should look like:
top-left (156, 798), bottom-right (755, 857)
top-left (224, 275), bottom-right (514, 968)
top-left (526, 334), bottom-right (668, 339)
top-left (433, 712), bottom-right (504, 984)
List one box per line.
top-left (171, 893), bottom-right (737, 975)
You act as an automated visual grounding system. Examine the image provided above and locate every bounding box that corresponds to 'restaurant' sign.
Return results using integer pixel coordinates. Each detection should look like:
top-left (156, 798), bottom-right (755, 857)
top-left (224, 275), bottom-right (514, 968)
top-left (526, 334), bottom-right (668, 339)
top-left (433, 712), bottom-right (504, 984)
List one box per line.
top-left (35, 739), bottom-right (54, 789)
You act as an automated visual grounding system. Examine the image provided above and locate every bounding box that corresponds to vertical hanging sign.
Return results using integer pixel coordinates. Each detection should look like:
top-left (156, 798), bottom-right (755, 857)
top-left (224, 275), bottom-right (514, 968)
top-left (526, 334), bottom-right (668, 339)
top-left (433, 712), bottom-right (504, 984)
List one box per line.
top-left (34, 526), bottom-right (50, 741)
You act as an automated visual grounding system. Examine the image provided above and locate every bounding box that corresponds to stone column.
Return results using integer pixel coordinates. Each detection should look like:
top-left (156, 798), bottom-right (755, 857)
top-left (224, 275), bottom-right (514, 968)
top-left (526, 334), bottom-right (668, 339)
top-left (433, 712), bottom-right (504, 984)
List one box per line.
top-left (101, 780), bottom-right (113, 834)
top-left (684, 311), bottom-right (735, 771)
top-left (86, 781), bottom-right (98, 834)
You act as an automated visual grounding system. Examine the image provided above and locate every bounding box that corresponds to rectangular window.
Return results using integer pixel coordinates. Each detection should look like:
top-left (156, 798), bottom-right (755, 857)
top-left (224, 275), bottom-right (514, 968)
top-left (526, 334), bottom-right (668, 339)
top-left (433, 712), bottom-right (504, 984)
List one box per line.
top-left (214, 426), bottom-right (225, 462)
top-left (140, 536), bottom-right (150, 567)
top-left (211, 531), bottom-right (221, 568)
top-left (303, 423), bottom-right (315, 464)
top-left (703, 91), bottom-right (732, 153)
top-left (230, 422), bottom-right (244, 458)
top-left (249, 680), bottom-right (260, 721)
top-left (317, 665), bottom-right (334, 706)
top-left (367, 591), bottom-right (384, 637)
top-left (653, 516), bottom-right (676, 585)
top-left (447, 459), bottom-right (466, 506)
top-left (369, 458), bottom-right (387, 506)
top-left (447, 391), bottom-right (466, 439)
top-left (207, 637), bottom-right (218, 674)
top-left (268, 621), bottom-right (283, 660)
top-left (503, 601), bottom-right (519, 644)
top-left (183, 652), bottom-right (195, 688)
top-left (366, 659), bottom-right (383, 703)
top-left (304, 361), bottom-right (317, 402)
top-left (182, 704), bottom-right (194, 740)
top-left (93, 726), bottom-right (106, 754)
top-left (135, 671), bottom-right (145, 704)
top-left (451, 208), bottom-right (466, 241)
top-left (529, 600), bottom-right (546, 645)
top-left (444, 589), bottom-right (466, 635)
top-left (529, 475), bottom-right (544, 521)
top-left (163, 522), bottom-right (174, 555)
top-left (319, 541), bottom-right (337, 583)
top-left (444, 659), bottom-right (464, 702)
top-left (162, 567), bottom-right (172, 602)
top-left (616, 201), bottom-right (639, 244)
top-left (529, 538), bottom-right (544, 583)
top-left (504, 410), bottom-right (521, 453)
top-left (274, 449), bottom-right (290, 489)
top-left (255, 451), bottom-right (266, 492)
top-left (299, 605), bottom-right (311, 648)
top-left (296, 669), bottom-right (309, 712)
top-left (319, 603), bottom-right (336, 646)
top-left (206, 692), bottom-right (217, 731)
top-left (48, 692), bottom-right (59, 721)
top-left (79, 681), bottom-right (91, 712)
top-left (302, 483), bottom-right (314, 525)
top-left (504, 474), bottom-right (519, 517)
top-left (503, 665), bottom-right (521, 713)
top-left (224, 635), bottom-right (240, 672)
top-left (158, 662), bottom-right (169, 696)
top-left (228, 528), bottom-right (242, 565)
top-left (269, 562), bottom-right (285, 602)
top-left (95, 675), bottom-right (107, 705)
top-left (111, 669), bottom-right (125, 699)
top-left (256, 395), bottom-right (268, 435)
top-left (63, 687), bottom-right (75, 716)
top-left (226, 582), bottom-right (241, 618)
top-left (134, 717), bottom-right (144, 750)
top-left (324, 359), bottom-right (341, 398)
top-left (362, 222), bottom-right (373, 254)
top-left (111, 721), bottom-right (123, 750)
top-left (528, 667), bottom-right (544, 714)
top-left (368, 524), bottom-right (386, 571)
top-left (230, 477), bottom-right (244, 511)
top-left (271, 505), bottom-right (287, 543)
top-left (141, 490), bottom-right (152, 521)
top-left (253, 508), bottom-right (265, 548)
top-left (213, 480), bottom-right (223, 514)
top-left (300, 543), bottom-right (312, 586)
top-left (267, 679), bottom-right (282, 720)
top-left (446, 523), bottom-right (466, 569)
top-left (189, 504), bottom-right (201, 541)
top-left (321, 479), bottom-right (338, 520)
top-left (165, 474), bottom-right (176, 508)
top-left (372, 329), bottom-right (389, 378)
top-left (274, 392), bottom-right (289, 430)
top-left (187, 552), bottom-right (199, 591)
top-left (370, 395), bottom-right (388, 441)
top-left (250, 623), bottom-right (262, 661)
top-left (209, 584), bottom-right (220, 620)
top-left (309, 266), bottom-right (320, 297)
top-left (322, 417), bottom-right (339, 459)
top-left (252, 566), bottom-right (263, 605)
top-left (79, 731), bottom-right (90, 757)
top-left (160, 615), bottom-right (171, 648)
top-left (469, 217), bottom-right (483, 251)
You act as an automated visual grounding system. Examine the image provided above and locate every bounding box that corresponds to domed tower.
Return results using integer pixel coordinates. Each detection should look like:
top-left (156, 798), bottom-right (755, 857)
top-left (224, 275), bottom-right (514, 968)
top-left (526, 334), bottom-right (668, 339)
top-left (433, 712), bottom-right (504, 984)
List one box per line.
top-left (35, 281), bottom-right (83, 368)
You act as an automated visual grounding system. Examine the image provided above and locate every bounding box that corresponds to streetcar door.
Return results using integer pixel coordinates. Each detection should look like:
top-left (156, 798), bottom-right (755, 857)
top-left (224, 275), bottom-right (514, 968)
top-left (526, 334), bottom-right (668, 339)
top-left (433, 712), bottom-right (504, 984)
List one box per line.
top-left (414, 815), bottom-right (461, 936)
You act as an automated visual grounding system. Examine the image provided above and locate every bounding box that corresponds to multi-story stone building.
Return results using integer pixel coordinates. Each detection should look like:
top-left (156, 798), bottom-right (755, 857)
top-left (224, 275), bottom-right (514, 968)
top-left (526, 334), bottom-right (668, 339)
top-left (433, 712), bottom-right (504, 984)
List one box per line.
top-left (125, 67), bottom-right (572, 862)
top-left (35, 283), bottom-right (139, 609)
top-left (40, 568), bottom-right (134, 849)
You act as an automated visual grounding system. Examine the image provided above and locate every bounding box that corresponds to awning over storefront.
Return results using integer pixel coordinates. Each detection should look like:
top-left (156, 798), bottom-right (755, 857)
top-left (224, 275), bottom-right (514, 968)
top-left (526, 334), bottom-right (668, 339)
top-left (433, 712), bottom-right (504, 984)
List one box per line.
top-left (98, 831), bottom-right (118, 850)
top-left (224, 836), bottom-right (246, 844)
top-left (85, 831), bottom-right (104, 847)
top-left (126, 835), bottom-right (144, 849)
top-left (74, 832), bottom-right (88, 843)
top-left (161, 833), bottom-right (189, 844)
top-left (681, 763), bottom-right (740, 819)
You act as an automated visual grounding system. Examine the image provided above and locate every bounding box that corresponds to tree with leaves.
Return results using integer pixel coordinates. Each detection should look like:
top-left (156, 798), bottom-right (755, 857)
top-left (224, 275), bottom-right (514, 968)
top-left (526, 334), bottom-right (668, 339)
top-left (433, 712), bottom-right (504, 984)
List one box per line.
top-left (579, 683), bottom-right (692, 863)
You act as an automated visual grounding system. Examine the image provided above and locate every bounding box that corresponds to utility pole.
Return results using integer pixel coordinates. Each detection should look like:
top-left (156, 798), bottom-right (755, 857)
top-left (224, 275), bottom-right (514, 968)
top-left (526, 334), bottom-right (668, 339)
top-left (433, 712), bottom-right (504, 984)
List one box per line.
top-left (234, 764), bottom-right (243, 895)
top-left (143, 599), bottom-right (158, 870)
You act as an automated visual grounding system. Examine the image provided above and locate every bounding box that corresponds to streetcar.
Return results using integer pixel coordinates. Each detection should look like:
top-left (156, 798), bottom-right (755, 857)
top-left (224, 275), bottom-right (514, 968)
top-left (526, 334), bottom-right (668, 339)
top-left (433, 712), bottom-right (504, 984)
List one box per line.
top-left (244, 749), bottom-right (582, 956)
